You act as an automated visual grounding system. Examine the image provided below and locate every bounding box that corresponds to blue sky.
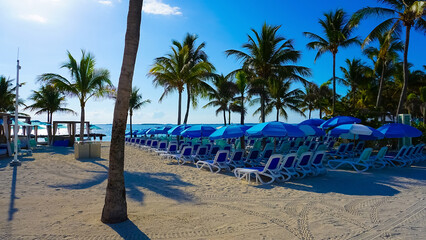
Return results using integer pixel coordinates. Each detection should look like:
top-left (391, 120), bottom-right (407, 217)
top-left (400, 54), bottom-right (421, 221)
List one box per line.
top-left (0, 0), bottom-right (425, 124)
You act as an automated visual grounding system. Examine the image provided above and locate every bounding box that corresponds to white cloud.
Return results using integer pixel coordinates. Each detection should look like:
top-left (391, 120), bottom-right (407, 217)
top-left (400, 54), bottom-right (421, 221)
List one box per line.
top-left (19, 14), bottom-right (47, 23)
top-left (143, 0), bottom-right (182, 16)
top-left (98, 0), bottom-right (113, 6)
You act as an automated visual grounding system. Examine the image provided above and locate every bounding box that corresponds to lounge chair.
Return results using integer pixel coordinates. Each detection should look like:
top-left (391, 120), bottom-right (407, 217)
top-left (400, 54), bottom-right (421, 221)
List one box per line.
top-left (227, 150), bottom-right (245, 169)
top-left (277, 153), bottom-right (298, 181)
top-left (169, 146), bottom-right (193, 165)
top-left (327, 143), bottom-right (347, 159)
top-left (367, 146), bottom-right (388, 169)
top-left (244, 149), bottom-right (261, 167)
top-left (234, 154), bottom-right (283, 184)
top-left (310, 151), bottom-right (327, 176)
top-left (328, 148), bottom-right (373, 172)
top-left (196, 150), bottom-right (230, 173)
top-left (192, 146), bottom-right (209, 162)
top-left (384, 146), bottom-right (408, 167)
top-left (353, 141), bottom-right (365, 156)
top-left (277, 142), bottom-right (291, 155)
top-left (259, 147), bottom-right (274, 163)
top-left (295, 152), bottom-right (313, 178)
top-left (209, 145), bottom-right (220, 158)
top-left (150, 140), bottom-right (167, 153)
top-left (157, 143), bottom-right (178, 157)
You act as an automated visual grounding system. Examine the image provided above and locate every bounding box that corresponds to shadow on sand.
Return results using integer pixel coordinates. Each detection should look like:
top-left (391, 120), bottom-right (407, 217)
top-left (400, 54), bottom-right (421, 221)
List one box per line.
top-left (107, 219), bottom-right (150, 240)
top-left (49, 159), bottom-right (194, 204)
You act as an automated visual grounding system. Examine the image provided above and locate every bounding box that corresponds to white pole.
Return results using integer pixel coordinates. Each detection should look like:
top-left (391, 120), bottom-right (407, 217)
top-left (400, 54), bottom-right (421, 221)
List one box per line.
top-left (10, 50), bottom-right (21, 166)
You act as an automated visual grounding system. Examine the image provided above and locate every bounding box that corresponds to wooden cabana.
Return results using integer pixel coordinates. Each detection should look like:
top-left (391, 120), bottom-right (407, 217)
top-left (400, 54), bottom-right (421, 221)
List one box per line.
top-left (51, 121), bottom-right (90, 146)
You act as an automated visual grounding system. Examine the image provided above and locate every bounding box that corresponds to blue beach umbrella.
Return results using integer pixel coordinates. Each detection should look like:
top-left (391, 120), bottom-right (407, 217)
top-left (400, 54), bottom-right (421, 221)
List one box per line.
top-left (180, 125), bottom-right (216, 138)
top-left (377, 123), bottom-right (422, 138)
top-left (320, 116), bottom-right (361, 129)
top-left (298, 124), bottom-right (326, 136)
top-left (209, 125), bottom-right (251, 140)
top-left (246, 122), bottom-right (305, 138)
top-left (299, 118), bottom-right (325, 127)
top-left (168, 125), bottom-right (191, 135)
top-left (153, 126), bottom-right (172, 134)
top-left (330, 124), bottom-right (383, 140)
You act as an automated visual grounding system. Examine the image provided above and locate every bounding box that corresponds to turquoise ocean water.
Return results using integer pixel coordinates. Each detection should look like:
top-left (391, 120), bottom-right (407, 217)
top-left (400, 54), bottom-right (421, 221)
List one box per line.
top-left (91, 124), bottom-right (225, 141)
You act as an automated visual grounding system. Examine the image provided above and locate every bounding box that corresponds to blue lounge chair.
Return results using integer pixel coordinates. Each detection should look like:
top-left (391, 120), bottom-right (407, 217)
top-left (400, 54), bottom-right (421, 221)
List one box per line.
top-left (227, 150), bottom-right (245, 169)
top-left (169, 146), bottom-right (193, 165)
top-left (277, 153), bottom-right (298, 181)
top-left (295, 152), bottom-right (313, 178)
top-left (310, 151), bottom-right (327, 176)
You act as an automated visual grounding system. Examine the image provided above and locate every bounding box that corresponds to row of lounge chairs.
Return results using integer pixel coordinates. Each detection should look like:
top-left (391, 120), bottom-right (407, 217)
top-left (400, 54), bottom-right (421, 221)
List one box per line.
top-left (124, 137), bottom-right (425, 184)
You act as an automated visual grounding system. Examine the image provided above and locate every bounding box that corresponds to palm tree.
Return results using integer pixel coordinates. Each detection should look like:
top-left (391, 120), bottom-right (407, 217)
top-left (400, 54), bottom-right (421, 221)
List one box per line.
top-left (420, 86), bottom-right (426, 124)
top-left (317, 81), bottom-right (333, 118)
top-left (300, 83), bottom-right (319, 119)
top-left (339, 58), bottom-right (370, 108)
top-left (203, 73), bottom-right (237, 125)
top-left (176, 34), bottom-right (214, 124)
top-left (233, 70), bottom-right (250, 125)
top-left (102, 0), bottom-right (143, 224)
top-left (363, 33), bottom-right (403, 109)
top-left (38, 50), bottom-right (113, 141)
top-left (351, 0), bottom-right (426, 115)
top-left (25, 84), bottom-right (75, 124)
top-left (128, 87), bottom-right (151, 136)
top-left (226, 23), bottom-right (311, 122)
top-left (262, 79), bottom-right (305, 121)
top-left (149, 37), bottom-right (213, 125)
top-left (304, 9), bottom-right (360, 116)
top-left (0, 75), bottom-right (16, 112)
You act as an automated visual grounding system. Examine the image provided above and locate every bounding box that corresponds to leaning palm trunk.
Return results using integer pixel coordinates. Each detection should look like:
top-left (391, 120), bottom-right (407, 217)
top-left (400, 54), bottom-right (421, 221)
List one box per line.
top-left (240, 95), bottom-right (245, 150)
top-left (102, 0), bottom-right (143, 224)
top-left (183, 86), bottom-right (190, 124)
top-left (396, 25), bottom-right (411, 116)
top-left (177, 91), bottom-right (182, 125)
top-left (223, 110), bottom-right (227, 125)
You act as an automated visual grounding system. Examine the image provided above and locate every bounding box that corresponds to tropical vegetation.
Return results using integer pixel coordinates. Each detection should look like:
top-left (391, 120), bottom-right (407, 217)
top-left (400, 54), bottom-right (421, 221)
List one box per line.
top-left (38, 50), bottom-right (113, 141)
top-left (128, 87), bottom-right (151, 135)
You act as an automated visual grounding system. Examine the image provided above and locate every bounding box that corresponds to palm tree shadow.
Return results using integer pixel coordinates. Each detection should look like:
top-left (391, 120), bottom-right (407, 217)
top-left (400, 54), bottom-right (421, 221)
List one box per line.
top-left (49, 159), bottom-right (194, 203)
top-left (107, 219), bottom-right (150, 240)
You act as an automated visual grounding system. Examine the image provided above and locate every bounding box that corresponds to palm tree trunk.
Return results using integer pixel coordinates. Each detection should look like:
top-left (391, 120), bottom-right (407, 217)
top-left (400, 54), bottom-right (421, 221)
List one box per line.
top-left (396, 25), bottom-right (411, 116)
top-left (101, 0), bottom-right (143, 224)
top-left (261, 94), bottom-right (265, 123)
top-left (183, 86), bottom-right (190, 124)
top-left (240, 95), bottom-right (245, 150)
top-left (80, 103), bottom-right (85, 141)
top-left (309, 109), bottom-right (311, 119)
top-left (276, 107), bottom-right (279, 121)
top-left (223, 109), bottom-right (227, 125)
top-left (332, 53), bottom-right (336, 117)
top-left (319, 108), bottom-right (322, 119)
top-left (177, 91), bottom-right (182, 125)
top-left (129, 110), bottom-right (133, 137)
top-left (228, 109), bottom-right (231, 125)
top-left (376, 63), bottom-right (386, 109)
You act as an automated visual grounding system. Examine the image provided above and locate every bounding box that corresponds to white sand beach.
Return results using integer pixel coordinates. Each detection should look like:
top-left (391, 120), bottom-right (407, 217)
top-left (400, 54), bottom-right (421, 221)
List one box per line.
top-left (0, 143), bottom-right (425, 239)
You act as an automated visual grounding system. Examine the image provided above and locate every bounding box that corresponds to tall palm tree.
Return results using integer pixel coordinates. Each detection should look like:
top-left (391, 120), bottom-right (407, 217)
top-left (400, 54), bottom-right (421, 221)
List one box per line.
top-left (300, 83), bottom-right (319, 119)
top-left (233, 70), bottom-right (250, 125)
top-left (25, 84), bottom-right (75, 124)
top-left (339, 58), bottom-right (370, 108)
top-left (420, 86), bottom-right (426, 124)
top-left (102, 0), bottom-right (143, 224)
top-left (176, 34), bottom-right (213, 124)
top-left (317, 81), bottom-right (333, 118)
top-left (38, 50), bottom-right (113, 141)
top-left (226, 23), bottom-right (311, 122)
top-left (128, 87), bottom-right (151, 136)
top-left (262, 79), bottom-right (305, 121)
top-left (203, 73), bottom-right (237, 125)
top-left (0, 75), bottom-right (16, 112)
top-left (363, 33), bottom-right (403, 109)
top-left (149, 38), bottom-right (213, 125)
top-left (304, 9), bottom-right (360, 116)
top-left (351, 0), bottom-right (426, 115)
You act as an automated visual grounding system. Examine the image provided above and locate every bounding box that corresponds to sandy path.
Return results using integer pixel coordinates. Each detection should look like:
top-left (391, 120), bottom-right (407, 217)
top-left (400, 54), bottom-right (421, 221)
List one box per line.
top-left (0, 143), bottom-right (425, 239)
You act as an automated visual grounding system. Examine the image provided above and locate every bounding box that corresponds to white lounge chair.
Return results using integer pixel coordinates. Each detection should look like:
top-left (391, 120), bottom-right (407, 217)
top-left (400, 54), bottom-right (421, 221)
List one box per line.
top-left (196, 150), bottom-right (230, 173)
top-left (234, 154), bottom-right (283, 184)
